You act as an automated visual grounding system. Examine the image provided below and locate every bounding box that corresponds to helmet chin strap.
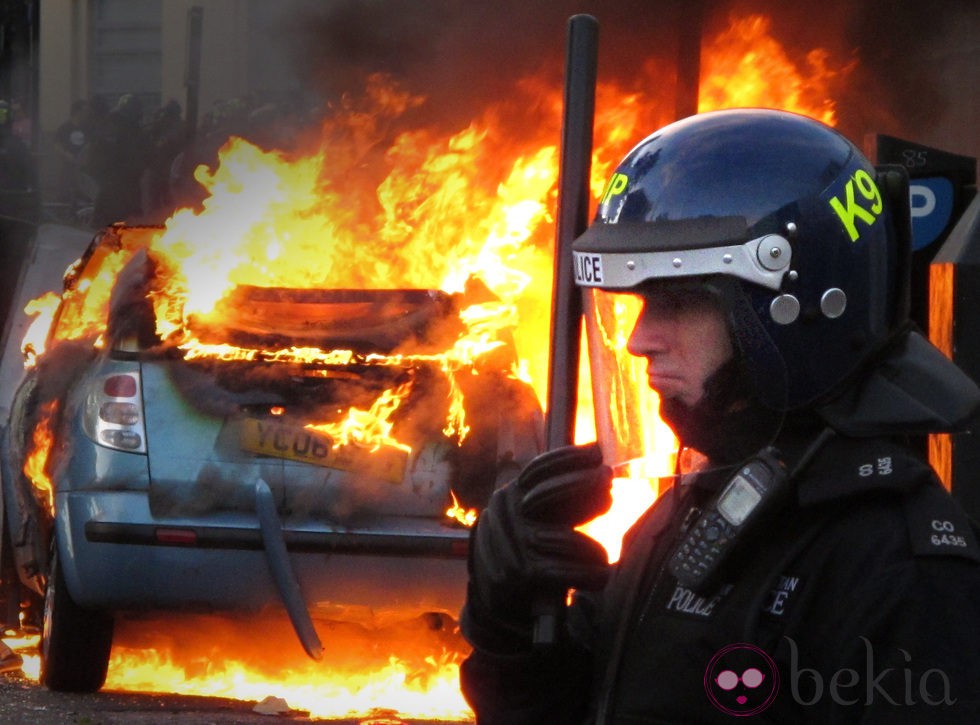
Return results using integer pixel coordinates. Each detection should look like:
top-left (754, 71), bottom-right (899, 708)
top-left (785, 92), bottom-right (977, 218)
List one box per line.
top-left (659, 356), bottom-right (782, 465)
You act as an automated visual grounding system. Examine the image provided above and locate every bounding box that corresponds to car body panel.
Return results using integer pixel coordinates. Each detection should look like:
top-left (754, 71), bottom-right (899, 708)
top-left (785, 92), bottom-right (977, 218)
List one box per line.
top-left (58, 489), bottom-right (469, 616)
top-left (139, 359), bottom-right (457, 520)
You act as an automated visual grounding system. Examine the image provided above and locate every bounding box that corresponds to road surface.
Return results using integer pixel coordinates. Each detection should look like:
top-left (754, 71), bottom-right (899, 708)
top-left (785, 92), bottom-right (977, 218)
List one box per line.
top-left (0, 667), bottom-right (468, 725)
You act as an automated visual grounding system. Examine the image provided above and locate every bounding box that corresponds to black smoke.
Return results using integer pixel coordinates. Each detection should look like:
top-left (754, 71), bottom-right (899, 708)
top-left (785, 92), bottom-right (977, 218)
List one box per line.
top-left (261, 0), bottom-right (978, 162)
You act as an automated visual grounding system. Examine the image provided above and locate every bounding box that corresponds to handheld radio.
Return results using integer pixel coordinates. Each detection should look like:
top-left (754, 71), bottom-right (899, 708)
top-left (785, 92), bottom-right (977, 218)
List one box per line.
top-left (668, 448), bottom-right (789, 591)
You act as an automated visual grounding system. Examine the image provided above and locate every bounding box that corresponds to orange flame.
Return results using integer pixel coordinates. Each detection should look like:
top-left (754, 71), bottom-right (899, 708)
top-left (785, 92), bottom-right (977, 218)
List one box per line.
top-left (578, 472), bottom-right (662, 564)
top-left (105, 648), bottom-right (471, 721)
top-left (20, 292), bottom-right (61, 367)
top-left (446, 491), bottom-right (479, 528)
top-left (22, 400), bottom-right (59, 517)
top-left (698, 14), bottom-right (852, 123)
top-left (307, 382), bottom-right (414, 453)
top-left (99, 613), bottom-right (474, 722)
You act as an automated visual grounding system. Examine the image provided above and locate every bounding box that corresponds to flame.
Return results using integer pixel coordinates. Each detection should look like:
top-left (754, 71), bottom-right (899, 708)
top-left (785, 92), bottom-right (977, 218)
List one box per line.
top-left (97, 613), bottom-right (474, 722)
top-left (105, 649), bottom-right (470, 721)
top-left (20, 292), bottom-right (61, 367)
top-left (15, 11), bottom-right (851, 716)
top-left (446, 491), bottom-right (479, 527)
top-left (307, 382), bottom-right (414, 453)
top-left (5, 634), bottom-right (40, 680)
top-left (577, 471), bottom-right (662, 564)
top-left (22, 400), bottom-right (59, 517)
top-left (928, 263), bottom-right (954, 490)
top-left (698, 14), bottom-right (852, 123)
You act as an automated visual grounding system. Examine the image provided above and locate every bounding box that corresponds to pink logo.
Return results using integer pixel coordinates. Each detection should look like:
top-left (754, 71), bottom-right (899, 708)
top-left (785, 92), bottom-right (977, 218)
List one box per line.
top-left (704, 643), bottom-right (780, 716)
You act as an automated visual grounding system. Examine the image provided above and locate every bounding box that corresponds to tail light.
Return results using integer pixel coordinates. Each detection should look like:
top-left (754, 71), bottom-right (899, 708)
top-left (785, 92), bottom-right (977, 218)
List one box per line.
top-left (84, 371), bottom-right (147, 453)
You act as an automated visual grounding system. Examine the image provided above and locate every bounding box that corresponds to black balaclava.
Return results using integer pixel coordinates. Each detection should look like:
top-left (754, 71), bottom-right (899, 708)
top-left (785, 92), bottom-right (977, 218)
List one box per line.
top-left (658, 353), bottom-right (781, 466)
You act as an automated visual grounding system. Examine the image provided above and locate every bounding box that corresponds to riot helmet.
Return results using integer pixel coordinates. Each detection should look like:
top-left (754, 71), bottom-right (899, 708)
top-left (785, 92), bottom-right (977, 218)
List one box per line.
top-left (573, 108), bottom-right (908, 416)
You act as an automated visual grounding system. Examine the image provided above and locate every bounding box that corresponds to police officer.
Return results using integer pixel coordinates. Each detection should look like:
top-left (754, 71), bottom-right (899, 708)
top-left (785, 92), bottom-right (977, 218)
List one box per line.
top-left (459, 109), bottom-right (980, 722)
top-left (0, 98), bottom-right (39, 332)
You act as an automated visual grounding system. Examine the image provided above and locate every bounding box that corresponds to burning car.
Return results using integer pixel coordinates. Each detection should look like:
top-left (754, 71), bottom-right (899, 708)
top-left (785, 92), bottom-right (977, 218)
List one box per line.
top-left (0, 223), bottom-right (543, 692)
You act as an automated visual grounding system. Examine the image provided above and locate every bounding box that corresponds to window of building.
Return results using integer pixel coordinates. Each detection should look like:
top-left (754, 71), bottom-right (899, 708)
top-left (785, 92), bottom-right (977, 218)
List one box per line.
top-left (90, 0), bottom-right (162, 112)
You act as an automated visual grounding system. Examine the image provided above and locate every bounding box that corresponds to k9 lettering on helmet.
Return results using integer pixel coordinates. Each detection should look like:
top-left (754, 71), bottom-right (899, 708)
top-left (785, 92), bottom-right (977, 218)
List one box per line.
top-left (828, 169), bottom-right (883, 242)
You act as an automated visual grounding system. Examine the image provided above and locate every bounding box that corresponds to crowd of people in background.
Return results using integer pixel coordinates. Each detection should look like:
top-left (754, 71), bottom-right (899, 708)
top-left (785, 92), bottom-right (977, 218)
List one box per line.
top-left (48, 91), bottom-right (319, 229)
top-left (0, 90), bottom-right (319, 338)
top-left (0, 98), bottom-right (38, 220)
top-left (0, 98), bottom-right (41, 331)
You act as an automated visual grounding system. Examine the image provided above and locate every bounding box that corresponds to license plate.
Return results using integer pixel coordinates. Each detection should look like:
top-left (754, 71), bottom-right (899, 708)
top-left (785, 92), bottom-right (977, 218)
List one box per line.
top-left (237, 418), bottom-right (408, 483)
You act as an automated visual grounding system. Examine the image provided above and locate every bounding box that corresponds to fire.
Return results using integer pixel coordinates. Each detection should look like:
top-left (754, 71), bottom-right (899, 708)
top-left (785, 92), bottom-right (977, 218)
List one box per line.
top-left (105, 649), bottom-right (470, 721)
top-left (5, 634), bottom-right (40, 680)
top-left (929, 263), bottom-right (954, 490)
top-left (578, 472), bottom-right (661, 564)
top-left (446, 491), bottom-right (479, 527)
top-left (100, 613), bottom-right (474, 722)
top-left (22, 400), bottom-right (59, 517)
top-left (698, 14), bottom-right (852, 123)
top-left (307, 381), bottom-right (414, 453)
top-left (15, 10), bottom-right (851, 718)
top-left (20, 291), bottom-right (61, 367)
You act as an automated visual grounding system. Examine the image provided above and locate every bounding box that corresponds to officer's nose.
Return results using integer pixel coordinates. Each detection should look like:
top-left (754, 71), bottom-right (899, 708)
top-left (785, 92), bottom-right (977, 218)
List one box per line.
top-left (626, 305), bottom-right (671, 358)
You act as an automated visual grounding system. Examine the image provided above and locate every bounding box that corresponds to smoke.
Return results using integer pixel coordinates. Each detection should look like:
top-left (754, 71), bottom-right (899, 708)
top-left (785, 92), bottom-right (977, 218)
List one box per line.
top-left (699, 0), bottom-right (979, 158)
top-left (279, 0), bottom-right (682, 130)
top-left (840, 0), bottom-right (980, 161)
top-left (264, 0), bottom-right (978, 162)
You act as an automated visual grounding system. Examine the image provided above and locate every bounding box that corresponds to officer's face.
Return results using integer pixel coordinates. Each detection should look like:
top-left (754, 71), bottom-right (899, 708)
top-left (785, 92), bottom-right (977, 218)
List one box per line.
top-left (626, 283), bottom-right (733, 408)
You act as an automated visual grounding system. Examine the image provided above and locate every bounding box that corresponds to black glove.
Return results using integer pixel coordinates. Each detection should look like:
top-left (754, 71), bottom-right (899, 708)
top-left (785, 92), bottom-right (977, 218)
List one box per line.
top-left (460, 442), bottom-right (613, 653)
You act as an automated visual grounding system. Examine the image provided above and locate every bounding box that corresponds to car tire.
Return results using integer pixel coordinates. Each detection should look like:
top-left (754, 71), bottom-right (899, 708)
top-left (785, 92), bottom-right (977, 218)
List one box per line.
top-left (40, 546), bottom-right (114, 692)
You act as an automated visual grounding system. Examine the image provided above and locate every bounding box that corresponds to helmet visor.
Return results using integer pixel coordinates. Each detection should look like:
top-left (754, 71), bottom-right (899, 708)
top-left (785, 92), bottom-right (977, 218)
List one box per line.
top-left (581, 281), bottom-right (786, 469)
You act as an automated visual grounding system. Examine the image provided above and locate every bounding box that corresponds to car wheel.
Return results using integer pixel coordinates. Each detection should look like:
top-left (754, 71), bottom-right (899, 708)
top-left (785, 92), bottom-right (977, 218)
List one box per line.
top-left (40, 546), bottom-right (114, 692)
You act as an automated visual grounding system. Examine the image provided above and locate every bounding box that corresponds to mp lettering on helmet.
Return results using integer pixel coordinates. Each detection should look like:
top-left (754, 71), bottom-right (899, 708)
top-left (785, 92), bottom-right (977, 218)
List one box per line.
top-left (828, 169), bottom-right (883, 242)
top-left (600, 172), bottom-right (630, 206)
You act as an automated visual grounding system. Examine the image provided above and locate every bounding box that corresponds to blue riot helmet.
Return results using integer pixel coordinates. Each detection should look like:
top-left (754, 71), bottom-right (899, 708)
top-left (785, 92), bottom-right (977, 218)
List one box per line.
top-left (573, 108), bottom-right (909, 415)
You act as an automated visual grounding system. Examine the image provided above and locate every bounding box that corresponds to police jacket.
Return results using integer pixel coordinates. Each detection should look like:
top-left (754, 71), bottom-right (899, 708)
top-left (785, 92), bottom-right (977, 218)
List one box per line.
top-left (460, 426), bottom-right (980, 723)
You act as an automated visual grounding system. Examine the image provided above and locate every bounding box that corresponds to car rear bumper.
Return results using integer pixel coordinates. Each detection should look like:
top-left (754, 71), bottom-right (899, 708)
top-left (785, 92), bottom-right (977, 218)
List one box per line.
top-left (57, 490), bottom-right (471, 619)
top-left (84, 520), bottom-right (469, 557)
